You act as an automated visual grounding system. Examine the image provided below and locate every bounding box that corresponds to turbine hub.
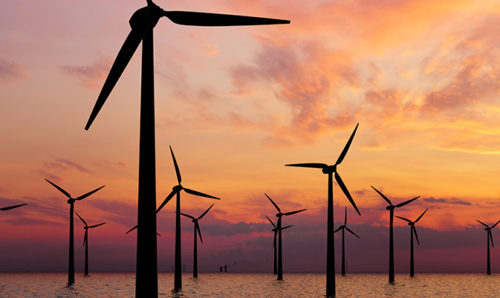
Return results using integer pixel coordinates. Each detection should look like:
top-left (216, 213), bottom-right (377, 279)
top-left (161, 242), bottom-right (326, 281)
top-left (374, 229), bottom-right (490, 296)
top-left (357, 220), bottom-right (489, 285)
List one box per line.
top-left (386, 205), bottom-right (394, 210)
top-left (173, 185), bottom-right (183, 192)
top-left (322, 165), bottom-right (336, 174)
top-left (67, 199), bottom-right (75, 204)
top-left (276, 213), bottom-right (282, 217)
top-left (129, 3), bottom-right (163, 31)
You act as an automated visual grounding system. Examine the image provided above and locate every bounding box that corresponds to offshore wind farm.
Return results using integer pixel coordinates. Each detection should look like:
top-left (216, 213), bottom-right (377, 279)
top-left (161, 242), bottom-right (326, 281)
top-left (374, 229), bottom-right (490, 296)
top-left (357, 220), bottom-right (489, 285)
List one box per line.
top-left (1, 0), bottom-right (500, 297)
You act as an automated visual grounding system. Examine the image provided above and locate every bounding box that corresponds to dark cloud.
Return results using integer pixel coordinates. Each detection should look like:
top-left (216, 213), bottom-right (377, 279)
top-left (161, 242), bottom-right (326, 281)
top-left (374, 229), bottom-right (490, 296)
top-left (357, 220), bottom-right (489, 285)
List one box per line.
top-left (0, 57), bottom-right (26, 83)
top-left (423, 197), bottom-right (472, 206)
top-left (44, 158), bottom-right (92, 174)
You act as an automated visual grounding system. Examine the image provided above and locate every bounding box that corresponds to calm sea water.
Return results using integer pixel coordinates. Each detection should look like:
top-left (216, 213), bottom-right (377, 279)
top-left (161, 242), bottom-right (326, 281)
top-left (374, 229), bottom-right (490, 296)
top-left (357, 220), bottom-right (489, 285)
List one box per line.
top-left (0, 273), bottom-right (498, 297)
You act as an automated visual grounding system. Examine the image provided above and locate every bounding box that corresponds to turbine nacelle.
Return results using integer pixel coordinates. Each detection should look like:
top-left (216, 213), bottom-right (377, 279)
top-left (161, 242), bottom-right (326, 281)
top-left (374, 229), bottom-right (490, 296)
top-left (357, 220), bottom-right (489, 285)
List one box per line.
top-left (321, 165), bottom-right (337, 174)
top-left (129, 5), bottom-right (163, 31)
top-left (173, 185), bottom-right (183, 193)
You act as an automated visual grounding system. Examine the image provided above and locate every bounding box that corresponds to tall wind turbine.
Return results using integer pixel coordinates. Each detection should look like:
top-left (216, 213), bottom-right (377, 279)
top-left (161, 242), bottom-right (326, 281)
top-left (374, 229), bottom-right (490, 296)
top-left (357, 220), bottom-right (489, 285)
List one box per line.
top-left (1, 203), bottom-right (27, 212)
top-left (477, 219), bottom-right (499, 275)
top-left (395, 209), bottom-right (428, 277)
top-left (45, 179), bottom-right (104, 285)
top-left (180, 204), bottom-right (214, 278)
top-left (75, 212), bottom-right (106, 276)
top-left (156, 146), bottom-right (220, 291)
top-left (371, 186), bottom-right (419, 283)
top-left (83, 1), bottom-right (288, 296)
top-left (286, 123), bottom-right (360, 297)
top-left (265, 193), bottom-right (306, 281)
top-left (265, 215), bottom-right (292, 275)
top-left (334, 207), bottom-right (360, 276)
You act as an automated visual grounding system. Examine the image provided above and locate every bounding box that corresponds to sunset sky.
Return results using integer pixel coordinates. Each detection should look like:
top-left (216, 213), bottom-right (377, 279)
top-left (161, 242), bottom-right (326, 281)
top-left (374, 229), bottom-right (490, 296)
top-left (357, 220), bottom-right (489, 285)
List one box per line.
top-left (0, 0), bottom-right (499, 273)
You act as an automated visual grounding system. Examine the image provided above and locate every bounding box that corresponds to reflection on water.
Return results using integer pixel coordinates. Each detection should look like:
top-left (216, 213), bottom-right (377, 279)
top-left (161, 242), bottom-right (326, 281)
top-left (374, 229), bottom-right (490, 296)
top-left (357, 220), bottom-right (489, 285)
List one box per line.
top-left (0, 273), bottom-right (498, 297)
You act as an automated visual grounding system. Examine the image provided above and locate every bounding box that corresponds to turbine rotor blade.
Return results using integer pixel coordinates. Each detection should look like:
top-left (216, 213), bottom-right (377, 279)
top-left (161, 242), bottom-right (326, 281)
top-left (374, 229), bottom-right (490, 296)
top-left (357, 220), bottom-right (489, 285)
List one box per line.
top-left (198, 204), bottom-right (214, 220)
top-left (85, 29), bottom-right (144, 130)
top-left (183, 188), bottom-right (220, 200)
top-left (76, 185), bottom-right (105, 200)
top-left (370, 186), bottom-right (392, 205)
top-left (415, 208), bottom-right (429, 223)
top-left (75, 212), bottom-right (88, 226)
top-left (346, 227), bottom-right (360, 238)
top-left (265, 193), bottom-right (281, 213)
top-left (281, 225), bottom-right (293, 230)
top-left (89, 222), bottom-right (106, 228)
top-left (285, 163), bottom-right (327, 169)
top-left (336, 172), bottom-right (360, 215)
top-left (395, 215), bottom-right (411, 223)
top-left (284, 209), bottom-right (306, 216)
top-left (169, 146), bottom-right (182, 184)
top-left (476, 220), bottom-right (488, 228)
top-left (489, 230), bottom-right (494, 247)
top-left (156, 189), bottom-right (178, 213)
top-left (334, 226), bottom-right (343, 233)
top-left (273, 230), bottom-right (277, 247)
top-left (335, 123), bottom-right (359, 165)
top-left (83, 230), bottom-right (87, 247)
top-left (0, 203), bottom-right (27, 211)
top-left (396, 196), bottom-right (420, 208)
top-left (126, 225), bottom-right (138, 234)
top-left (196, 222), bottom-right (203, 244)
top-left (413, 226), bottom-right (420, 245)
top-left (163, 11), bottom-right (290, 26)
top-left (45, 179), bottom-right (72, 199)
top-left (491, 220), bottom-right (500, 229)
top-left (181, 213), bottom-right (195, 220)
top-left (266, 216), bottom-right (276, 228)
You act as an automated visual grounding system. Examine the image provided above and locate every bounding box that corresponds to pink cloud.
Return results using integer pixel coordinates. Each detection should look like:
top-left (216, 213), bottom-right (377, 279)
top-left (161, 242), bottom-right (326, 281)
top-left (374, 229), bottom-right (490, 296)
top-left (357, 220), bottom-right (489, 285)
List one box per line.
top-left (60, 59), bottom-right (112, 89)
top-left (0, 57), bottom-right (26, 83)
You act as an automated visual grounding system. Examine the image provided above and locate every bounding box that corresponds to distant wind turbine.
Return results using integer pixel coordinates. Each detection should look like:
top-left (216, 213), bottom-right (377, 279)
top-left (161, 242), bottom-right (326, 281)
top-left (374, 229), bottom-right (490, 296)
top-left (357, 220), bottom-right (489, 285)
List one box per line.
top-left (1, 203), bottom-right (27, 211)
top-left (266, 193), bottom-right (305, 281)
top-left (477, 219), bottom-right (499, 275)
top-left (156, 146), bottom-right (220, 291)
top-left (334, 207), bottom-right (360, 276)
top-left (371, 186), bottom-right (419, 283)
top-left (83, 0), bottom-right (288, 295)
top-left (75, 212), bottom-right (106, 276)
top-left (265, 215), bottom-right (292, 275)
top-left (286, 123), bottom-right (360, 297)
top-left (181, 204), bottom-right (214, 278)
top-left (45, 179), bottom-right (104, 285)
top-left (396, 209), bottom-right (428, 277)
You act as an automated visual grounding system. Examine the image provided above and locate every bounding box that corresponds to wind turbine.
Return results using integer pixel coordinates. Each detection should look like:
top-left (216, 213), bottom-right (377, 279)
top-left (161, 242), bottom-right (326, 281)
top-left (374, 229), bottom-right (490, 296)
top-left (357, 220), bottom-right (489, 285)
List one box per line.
top-left (156, 146), bottom-right (220, 291)
top-left (286, 123), bottom-right (360, 297)
top-left (75, 212), bottom-right (106, 276)
top-left (84, 1), bottom-right (288, 295)
top-left (371, 186), bottom-right (419, 283)
top-left (180, 204), bottom-right (214, 278)
top-left (395, 209), bottom-right (428, 277)
top-left (477, 219), bottom-right (499, 275)
top-left (265, 193), bottom-right (306, 281)
top-left (334, 207), bottom-right (360, 276)
top-left (1, 203), bottom-right (27, 211)
top-left (265, 215), bottom-right (292, 275)
top-left (45, 179), bottom-right (104, 285)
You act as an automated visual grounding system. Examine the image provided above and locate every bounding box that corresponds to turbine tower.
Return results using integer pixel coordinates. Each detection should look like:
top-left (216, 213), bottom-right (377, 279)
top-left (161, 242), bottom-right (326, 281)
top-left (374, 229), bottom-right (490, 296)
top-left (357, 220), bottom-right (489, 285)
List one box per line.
top-left (371, 186), bottom-right (419, 283)
top-left (84, 1), bottom-right (288, 296)
top-left (286, 123), bottom-right (360, 297)
top-left (477, 219), bottom-right (499, 275)
top-left (265, 193), bottom-right (306, 281)
top-left (45, 179), bottom-right (104, 285)
top-left (75, 212), bottom-right (106, 276)
top-left (266, 216), bottom-right (292, 275)
top-left (334, 207), bottom-right (360, 276)
top-left (395, 209), bottom-right (428, 277)
top-left (180, 204), bottom-right (215, 278)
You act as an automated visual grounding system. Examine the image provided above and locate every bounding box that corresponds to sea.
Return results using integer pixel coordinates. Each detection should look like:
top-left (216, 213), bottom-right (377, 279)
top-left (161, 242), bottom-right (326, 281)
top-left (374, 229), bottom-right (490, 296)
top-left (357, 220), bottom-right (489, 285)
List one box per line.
top-left (0, 273), bottom-right (498, 297)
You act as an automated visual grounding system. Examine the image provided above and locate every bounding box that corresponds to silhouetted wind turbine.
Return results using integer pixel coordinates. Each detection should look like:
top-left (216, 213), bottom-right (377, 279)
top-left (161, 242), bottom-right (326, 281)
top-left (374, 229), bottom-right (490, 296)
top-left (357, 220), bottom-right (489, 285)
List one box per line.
top-left (477, 219), bottom-right (499, 275)
top-left (371, 186), bottom-right (419, 283)
top-left (396, 209), bottom-right (428, 277)
top-left (75, 212), bottom-right (106, 276)
top-left (84, 1), bottom-right (288, 296)
top-left (180, 204), bottom-right (214, 278)
top-left (265, 193), bottom-right (305, 281)
top-left (286, 123), bottom-right (360, 297)
top-left (156, 146), bottom-right (220, 291)
top-left (45, 179), bottom-right (104, 285)
top-left (0, 203), bottom-right (27, 211)
top-left (334, 207), bottom-right (360, 276)
top-left (265, 216), bottom-right (292, 275)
